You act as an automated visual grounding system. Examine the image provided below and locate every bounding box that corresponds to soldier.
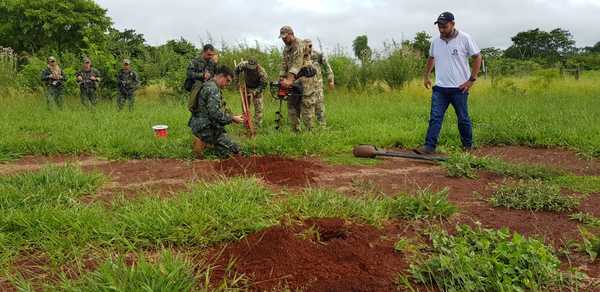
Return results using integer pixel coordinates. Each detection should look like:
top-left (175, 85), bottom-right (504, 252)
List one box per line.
top-left (40, 56), bottom-right (65, 109)
top-left (305, 40), bottom-right (335, 126)
top-left (75, 57), bottom-right (101, 108)
top-left (234, 58), bottom-right (268, 126)
top-left (185, 44), bottom-right (217, 92)
top-left (116, 59), bottom-right (140, 111)
top-left (279, 25), bottom-right (317, 132)
top-left (188, 65), bottom-right (244, 158)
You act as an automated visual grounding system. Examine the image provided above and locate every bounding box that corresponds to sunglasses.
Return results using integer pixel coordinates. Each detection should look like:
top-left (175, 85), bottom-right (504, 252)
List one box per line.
top-left (49, 60), bottom-right (56, 63)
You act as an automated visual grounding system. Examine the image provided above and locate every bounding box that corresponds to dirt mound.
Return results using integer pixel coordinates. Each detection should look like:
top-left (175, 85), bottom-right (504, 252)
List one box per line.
top-left (209, 218), bottom-right (408, 291)
top-left (474, 146), bottom-right (600, 176)
top-left (216, 156), bottom-right (322, 187)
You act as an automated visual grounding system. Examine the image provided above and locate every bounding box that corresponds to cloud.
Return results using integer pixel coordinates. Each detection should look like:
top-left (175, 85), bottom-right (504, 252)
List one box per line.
top-left (95, 0), bottom-right (600, 53)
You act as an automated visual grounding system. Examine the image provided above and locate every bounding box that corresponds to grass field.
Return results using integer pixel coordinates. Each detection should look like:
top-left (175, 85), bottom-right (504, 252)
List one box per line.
top-left (1, 72), bottom-right (600, 291)
top-left (1, 72), bottom-right (599, 161)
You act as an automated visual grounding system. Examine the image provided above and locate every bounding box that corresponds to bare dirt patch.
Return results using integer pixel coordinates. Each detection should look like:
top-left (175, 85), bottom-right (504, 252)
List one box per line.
top-left (216, 155), bottom-right (323, 187)
top-left (208, 218), bottom-right (412, 291)
top-left (474, 146), bottom-right (600, 176)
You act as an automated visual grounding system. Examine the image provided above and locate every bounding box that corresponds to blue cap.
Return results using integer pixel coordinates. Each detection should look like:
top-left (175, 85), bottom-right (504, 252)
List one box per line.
top-left (435, 12), bottom-right (455, 25)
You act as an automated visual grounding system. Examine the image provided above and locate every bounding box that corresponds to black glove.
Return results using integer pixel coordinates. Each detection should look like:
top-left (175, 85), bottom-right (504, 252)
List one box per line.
top-left (297, 66), bottom-right (316, 78)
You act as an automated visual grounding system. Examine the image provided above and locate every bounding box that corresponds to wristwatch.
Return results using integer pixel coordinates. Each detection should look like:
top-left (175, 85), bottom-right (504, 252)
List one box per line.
top-left (469, 77), bottom-right (477, 82)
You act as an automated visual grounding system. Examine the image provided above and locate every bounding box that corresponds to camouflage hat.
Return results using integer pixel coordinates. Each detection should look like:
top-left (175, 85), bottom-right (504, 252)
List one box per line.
top-left (279, 25), bottom-right (294, 38)
top-left (247, 58), bottom-right (258, 70)
top-left (83, 57), bottom-right (91, 64)
top-left (47, 56), bottom-right (56, 62)
top-left (123, 58), bottom-right (131, 65)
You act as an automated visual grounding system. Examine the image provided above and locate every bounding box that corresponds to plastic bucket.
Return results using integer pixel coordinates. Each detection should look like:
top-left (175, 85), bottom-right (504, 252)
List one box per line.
top-left (152, 125), bottom-right (169, 138)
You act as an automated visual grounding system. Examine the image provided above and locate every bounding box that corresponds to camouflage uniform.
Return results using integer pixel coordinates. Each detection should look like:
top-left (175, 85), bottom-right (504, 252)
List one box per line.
top-left (234, 60), bottom-right (268, 126)
top-left (297, 39), bottom-right (320, 130)
top-left (188, 79), bottom-right (240, 157)
top-left (76, 67), bottom-right (101, 108)
top-left (311, 51), bottom-right (334, 126)
top-left (116, 69), bottom-right (140, 111)
top-left (280, 37), bottom-right (310, 131)
top-left (40, 66), bottom-right (66, 109)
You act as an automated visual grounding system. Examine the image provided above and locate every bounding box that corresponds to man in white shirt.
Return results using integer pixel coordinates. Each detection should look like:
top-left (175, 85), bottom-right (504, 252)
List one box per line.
top-left (414, 12), bottom-right (482, 155)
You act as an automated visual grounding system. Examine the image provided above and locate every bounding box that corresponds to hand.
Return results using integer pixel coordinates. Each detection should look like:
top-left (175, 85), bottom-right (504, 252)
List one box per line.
top-left (77, 76), bottom-right (83, 81)
top-left (328, 81), bottom-right (335, 90)
top-left (232, 115), bottom-right (244, 124)
top-left (90, 76), bottom-right (97, 81)
top-left (281, 77), bottom-right (293, 88)
top-left (459, 80), bottom-right (474, 93)
top-left (203, 71), bottom-right (211, 81)
top-left (424, 78), bottom-right (432, 89)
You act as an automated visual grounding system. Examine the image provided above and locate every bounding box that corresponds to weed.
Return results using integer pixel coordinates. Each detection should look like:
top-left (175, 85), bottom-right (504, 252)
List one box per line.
top-left (490, 179), bottom-right (580, 212)
top-left (391, 188), bottom-right (457, 220)
top-left (410, 225), bottom-right (574, 291)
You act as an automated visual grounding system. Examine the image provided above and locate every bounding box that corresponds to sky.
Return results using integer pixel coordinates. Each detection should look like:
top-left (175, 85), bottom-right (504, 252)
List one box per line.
top-left (95, 0), bottom-right (600, 54)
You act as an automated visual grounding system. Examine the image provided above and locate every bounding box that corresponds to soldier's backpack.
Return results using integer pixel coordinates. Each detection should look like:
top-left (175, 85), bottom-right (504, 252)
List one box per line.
top-left (187, 81), bottom-right (203, 112)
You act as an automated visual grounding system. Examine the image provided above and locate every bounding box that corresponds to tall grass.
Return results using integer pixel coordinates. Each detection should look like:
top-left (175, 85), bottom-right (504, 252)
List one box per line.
top-left (2, 72), bottom-right (599, 160)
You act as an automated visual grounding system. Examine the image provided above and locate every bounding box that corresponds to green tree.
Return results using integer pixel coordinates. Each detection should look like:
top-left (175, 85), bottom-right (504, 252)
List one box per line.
top-left (0, 0), bottom-right (112, 53)
top-left (412, 31), bottom-right (432, 58)
top-left (352, 35), bottom-right (372, 65)
top-left (107, 28), bottom-right (147, 59)
top-left (504, 28), bottom-right (576, 63)
top-left (480, 47), bottom-right (504, 59)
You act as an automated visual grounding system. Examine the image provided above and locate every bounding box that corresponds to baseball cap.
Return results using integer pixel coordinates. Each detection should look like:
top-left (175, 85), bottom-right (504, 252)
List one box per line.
top-left (47, 56), bottom-right (56, 62)
top-left (247, 58), bottom-right (258, 70)
top-left (279, 25), bottom-right (294, 38)
top-left (434, 12), bottom-right (455, 25)
top-left (83, 57), bottom-right (91, 64)
top-left (123, 59), bottom-right (131, 65)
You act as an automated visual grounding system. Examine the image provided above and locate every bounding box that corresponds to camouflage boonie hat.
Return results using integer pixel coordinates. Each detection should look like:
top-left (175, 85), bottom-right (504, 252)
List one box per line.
top-left (247, 58), bottom-right (258, 70)
top-left (279, 25), bottom-right (294, 38)
top-left (47, 56), bottom-right (56, 62)
top-left (83, 57), bottom-right (91, 64)
top-left (123, 59), bottom-right (131, 64)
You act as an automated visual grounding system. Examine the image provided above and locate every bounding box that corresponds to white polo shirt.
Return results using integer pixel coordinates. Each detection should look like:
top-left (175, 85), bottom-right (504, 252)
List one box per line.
top-left (429, 30), bottom-right (480, 88)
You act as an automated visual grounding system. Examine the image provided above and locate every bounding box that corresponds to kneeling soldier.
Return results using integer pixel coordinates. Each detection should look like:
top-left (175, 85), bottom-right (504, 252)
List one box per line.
top-left (188, 66), bottom-right (244, 158)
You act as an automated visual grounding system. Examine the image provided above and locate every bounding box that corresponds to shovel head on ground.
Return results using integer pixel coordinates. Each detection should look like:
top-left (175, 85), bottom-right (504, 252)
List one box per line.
top-left (353, 144), bottom-right (447, 162)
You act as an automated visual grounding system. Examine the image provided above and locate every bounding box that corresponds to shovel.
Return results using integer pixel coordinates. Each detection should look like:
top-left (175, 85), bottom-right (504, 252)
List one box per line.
top-left (353, 144), bottom-right (447, 162)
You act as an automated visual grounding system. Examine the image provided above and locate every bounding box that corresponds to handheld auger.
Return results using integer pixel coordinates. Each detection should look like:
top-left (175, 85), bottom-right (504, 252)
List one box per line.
top-left (352, 145), bottom-right (448, 162)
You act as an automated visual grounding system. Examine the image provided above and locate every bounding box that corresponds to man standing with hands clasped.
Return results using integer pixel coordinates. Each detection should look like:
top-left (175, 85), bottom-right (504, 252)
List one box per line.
top-left (414, 12), bottom-right (482, 155)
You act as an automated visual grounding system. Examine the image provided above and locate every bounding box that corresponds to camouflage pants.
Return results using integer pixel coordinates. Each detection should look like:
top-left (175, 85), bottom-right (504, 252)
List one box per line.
top-left (117, 92), bottom-right (135, 112)
top-left (195, 128), bottom-right (240, 158)
top-left (314, 86), bottom-right (326, 125)
top-left (247, 90), bottom-right (263, 126)
top-left (46, 87), bottom-right (64, 110)
top-left (288, 91), bottom-right (316, 132)
top-left (80, 87), bottom-right (97, 108)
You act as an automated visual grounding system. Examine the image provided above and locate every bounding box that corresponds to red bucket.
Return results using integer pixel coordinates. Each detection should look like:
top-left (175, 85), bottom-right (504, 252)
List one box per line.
top-left (152, 125), bottom-right (169, 138)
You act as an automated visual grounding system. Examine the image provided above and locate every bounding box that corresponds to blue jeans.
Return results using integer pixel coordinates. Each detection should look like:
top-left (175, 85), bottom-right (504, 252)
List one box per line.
top-left (424, 86), bottom-right (473, 150)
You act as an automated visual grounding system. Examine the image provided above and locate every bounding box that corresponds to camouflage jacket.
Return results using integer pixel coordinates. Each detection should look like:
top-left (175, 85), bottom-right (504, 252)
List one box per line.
top-left (311, 51), bottom-right (334, 84)
top-left (117, 69), bottom-right (140, 92)
top-left (187, 57), bottom-right (216, 83)
top-left (189, 80), bottom-right (232, 131)
top-left (40, 67), bottom-right (65, 88)
top-left (234, 61), bottom-right (268, 91)
top-left (75, 68), bottom-right (101, 89)
top-left (280, 38), bottom-right (305, 78)
top-left (298, 41), bottom-right (319, 96)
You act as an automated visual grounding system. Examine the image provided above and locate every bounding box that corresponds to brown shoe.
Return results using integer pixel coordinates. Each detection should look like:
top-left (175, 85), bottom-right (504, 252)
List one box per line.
top-left (413, 146), bottom-right (435, 155)
top-left (192, 136), bottom-right (206, 159)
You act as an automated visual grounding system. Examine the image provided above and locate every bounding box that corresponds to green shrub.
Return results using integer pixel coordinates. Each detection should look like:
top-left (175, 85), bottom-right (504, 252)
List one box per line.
top-left (490, 179), bottom-right (580, 212)
top-left (411, 225), bottom-right (569, 291)
top-left (578, 227), bottom-right (600, 262)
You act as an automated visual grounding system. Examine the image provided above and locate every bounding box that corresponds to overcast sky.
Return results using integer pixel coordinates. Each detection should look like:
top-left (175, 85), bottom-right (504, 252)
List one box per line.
top-left (95, 0), bottom-right (600, 54)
